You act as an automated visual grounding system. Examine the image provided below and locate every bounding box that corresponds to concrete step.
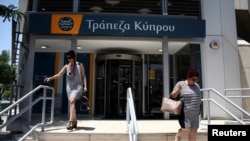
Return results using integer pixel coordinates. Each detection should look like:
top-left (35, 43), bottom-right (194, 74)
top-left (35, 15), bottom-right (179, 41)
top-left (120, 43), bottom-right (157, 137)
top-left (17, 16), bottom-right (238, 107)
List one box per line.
top-left (0, 132), bottom-right (13, 141)
top-left (36, 132), bottom-right (207, 141)
top-left (4, 114), bottom-right (248, 141)
top-left (26, 119), bottom-right (209, 141)
top-left (0, 131), bottom-right (36, 141)
top-left (13, 134), bottom-right (38, 141)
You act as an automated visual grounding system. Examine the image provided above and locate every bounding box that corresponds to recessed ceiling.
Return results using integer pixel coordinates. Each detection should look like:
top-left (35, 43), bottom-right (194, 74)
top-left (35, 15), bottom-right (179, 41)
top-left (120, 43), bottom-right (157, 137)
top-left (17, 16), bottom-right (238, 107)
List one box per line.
top-left (37, 0), bottom-right (201, 18)
top-left (35, 36), bottom-right (188, 54)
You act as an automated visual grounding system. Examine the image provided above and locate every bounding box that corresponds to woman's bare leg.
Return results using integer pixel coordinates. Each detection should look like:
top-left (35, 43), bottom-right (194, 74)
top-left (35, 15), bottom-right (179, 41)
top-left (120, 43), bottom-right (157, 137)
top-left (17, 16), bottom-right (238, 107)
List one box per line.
top-left (188, 128), bottom-right (198, 141)
top-left (175, 128), bottom-right (190, 141)
top-left (69, 99), bottom-right (77, 121)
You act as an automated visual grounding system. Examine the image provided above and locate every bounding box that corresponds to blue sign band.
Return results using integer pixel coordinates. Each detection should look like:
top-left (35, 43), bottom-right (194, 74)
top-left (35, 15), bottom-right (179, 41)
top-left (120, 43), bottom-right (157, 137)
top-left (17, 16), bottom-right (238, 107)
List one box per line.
top-left (29, 13), bottom-right (205, 38)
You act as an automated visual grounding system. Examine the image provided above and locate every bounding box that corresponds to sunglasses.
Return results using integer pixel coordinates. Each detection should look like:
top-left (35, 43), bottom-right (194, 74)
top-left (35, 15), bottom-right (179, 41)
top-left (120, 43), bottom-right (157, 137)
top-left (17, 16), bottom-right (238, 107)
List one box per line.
top-left (67, 56), bottom-right (73, 60)
top-left (191, 78), bottom-right (199, 82)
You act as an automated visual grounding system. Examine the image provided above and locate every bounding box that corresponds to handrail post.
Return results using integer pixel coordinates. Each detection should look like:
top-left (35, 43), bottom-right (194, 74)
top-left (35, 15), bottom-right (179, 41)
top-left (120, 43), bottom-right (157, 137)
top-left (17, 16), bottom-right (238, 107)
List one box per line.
top-left (0, 85), bottom-right (55, 140)
top-left (224, 88), bottom-right (250, 121)
top-left (238, 89), bottom-right (243, 121)
top-left (240, 90), bottom-right (243, 120)
top-left (126, 92), bottom-right (130, 132)
top-left (207, 90), bottom-right (210, 125)
top-left (201, 88), bottom-right (249, 125)
top-left (50, 88), bottom-right (55, 126)
top-left (126, 87), bottom-right (138, 141)
top-left (41, 88), bottom-right (46, 132)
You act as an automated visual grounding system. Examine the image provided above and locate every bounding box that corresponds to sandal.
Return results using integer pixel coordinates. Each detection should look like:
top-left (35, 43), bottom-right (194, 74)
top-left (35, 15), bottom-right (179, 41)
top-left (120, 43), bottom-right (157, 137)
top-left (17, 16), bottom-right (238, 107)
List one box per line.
top-left (72, 120), bottom-right (77, 129)
top-left (67, 121), bottom-right (73, 130)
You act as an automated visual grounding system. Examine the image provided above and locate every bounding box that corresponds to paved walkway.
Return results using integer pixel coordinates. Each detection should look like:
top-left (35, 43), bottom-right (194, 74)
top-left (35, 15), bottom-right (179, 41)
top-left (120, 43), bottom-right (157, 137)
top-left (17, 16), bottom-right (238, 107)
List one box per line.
top-left (2, 115), bottom-right (244, 141)
top-left (30, 115), bottom-right (228, 134)
top-left (2, 114), bottom-right (244, 134)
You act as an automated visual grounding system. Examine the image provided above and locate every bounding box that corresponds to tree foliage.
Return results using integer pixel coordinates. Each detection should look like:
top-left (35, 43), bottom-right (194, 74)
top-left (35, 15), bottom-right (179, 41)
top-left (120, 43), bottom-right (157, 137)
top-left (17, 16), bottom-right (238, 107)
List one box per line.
top-left (0, 4), bottom-right (25, 22)
top-left (0, 50), bottom-right (15, 85)
top-left (0, 4), bottom-right (23, 100)
top-left (2, 90), bottom-right (10, 100)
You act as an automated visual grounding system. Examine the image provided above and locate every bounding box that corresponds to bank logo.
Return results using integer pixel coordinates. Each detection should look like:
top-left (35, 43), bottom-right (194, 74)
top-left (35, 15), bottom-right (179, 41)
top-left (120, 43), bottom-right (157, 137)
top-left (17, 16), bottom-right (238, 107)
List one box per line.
top-left (58, 17), bottom-right (74, 31)
top-left (51, 14), bottom-right (83, 34)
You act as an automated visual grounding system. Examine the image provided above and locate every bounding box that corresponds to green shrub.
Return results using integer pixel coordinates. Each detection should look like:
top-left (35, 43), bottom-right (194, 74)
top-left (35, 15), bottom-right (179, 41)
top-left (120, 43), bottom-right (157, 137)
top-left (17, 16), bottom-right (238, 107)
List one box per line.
top-left (2, 90), bottom-right (10, 100)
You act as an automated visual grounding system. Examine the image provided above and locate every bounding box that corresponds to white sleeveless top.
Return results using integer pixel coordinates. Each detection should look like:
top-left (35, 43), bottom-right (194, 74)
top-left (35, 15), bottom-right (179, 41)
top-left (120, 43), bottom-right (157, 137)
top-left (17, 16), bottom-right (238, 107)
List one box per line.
top-left (65, 62), bottom-right (83, 100)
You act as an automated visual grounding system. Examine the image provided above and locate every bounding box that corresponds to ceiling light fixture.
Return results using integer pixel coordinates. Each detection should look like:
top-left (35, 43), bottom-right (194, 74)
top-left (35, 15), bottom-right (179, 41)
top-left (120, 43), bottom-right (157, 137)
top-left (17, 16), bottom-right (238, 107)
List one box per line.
top-left (77, 46), bottom-right (82, 50)
top-left (41, 45), bottom-right (48, 49)
top-left (138, 8), bottom-right (151, 14)
top-left (90, 6), bottom-right (103, 13)
top-left (105, 0), bottom-right (120, 6)
top-left (158, 48), bottom-right (163, 52)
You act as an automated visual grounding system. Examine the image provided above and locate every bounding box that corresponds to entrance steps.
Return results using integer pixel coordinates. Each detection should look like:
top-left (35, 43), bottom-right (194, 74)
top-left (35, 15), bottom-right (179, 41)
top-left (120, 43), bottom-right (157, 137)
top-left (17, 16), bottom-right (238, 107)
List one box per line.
top-left (34, 132), bottom-right (207, 141)
top-left (19, 118), bottom-right (215, 141)
top-left (32, 132), bottom-right (207, 141)
top-left (7, 115), bottom-right (249, 141)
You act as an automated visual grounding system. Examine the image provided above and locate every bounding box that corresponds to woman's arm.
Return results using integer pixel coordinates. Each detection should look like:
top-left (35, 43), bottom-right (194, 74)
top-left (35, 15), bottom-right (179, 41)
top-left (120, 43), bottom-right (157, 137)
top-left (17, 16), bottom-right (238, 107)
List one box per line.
top-left (44, 65), bottom-right (67, 82)
top-left (80, 63), bottom-right (87, 92)
top-left (170, 83), bottom-right (182, 99)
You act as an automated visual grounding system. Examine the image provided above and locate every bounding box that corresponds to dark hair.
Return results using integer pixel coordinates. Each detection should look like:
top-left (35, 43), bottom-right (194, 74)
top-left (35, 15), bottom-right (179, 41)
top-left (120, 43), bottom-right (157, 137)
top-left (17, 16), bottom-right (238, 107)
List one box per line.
top-left (187, 69), bottom-right (199, 78)
top-left (66, 50), bottom-right (76, 58)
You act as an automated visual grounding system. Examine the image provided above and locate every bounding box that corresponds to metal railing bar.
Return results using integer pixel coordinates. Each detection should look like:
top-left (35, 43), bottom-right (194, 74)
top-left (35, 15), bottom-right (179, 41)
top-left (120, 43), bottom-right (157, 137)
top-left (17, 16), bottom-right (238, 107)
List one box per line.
top-left (18, 123), bottom-right (42, 141)
top-left (129, 96), bottom-right (139, 135)
top-left (224, 88), bottom-right (250, 121)
top-left (0, 97), bottom-right (42, 129)
top-left (0, 93), bottom-right (54, 129)
top-left (225, 96), bottom-right (250, 98)
top-left (202, 98), bottom-right (246, 125)
top-left (19, 118), bottom-right (54, 141)
top-left (0, 85), bottom-right (54, 141)
top-left (0, 85), bottom-right (53, 115)
top-left (126, 87), bottom-right (138, 141)
top-left (126, 96), bottom-right (132, 141)
top-left (20, 85), bottom-right (54, 141)
top-left (225, 88), bottom-right (250, 91)
top-left (128, 123), bottom-right (132, 141)
top-left (132, 93), bottom-right (139, 136)
top-left (201, 88), bottom-right (250, 117)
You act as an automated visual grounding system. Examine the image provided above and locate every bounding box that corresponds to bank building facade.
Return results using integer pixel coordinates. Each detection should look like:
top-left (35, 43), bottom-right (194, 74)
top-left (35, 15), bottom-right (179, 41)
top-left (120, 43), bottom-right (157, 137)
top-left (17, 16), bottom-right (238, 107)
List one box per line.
top-left (10, 0), bottom-right (250, 124)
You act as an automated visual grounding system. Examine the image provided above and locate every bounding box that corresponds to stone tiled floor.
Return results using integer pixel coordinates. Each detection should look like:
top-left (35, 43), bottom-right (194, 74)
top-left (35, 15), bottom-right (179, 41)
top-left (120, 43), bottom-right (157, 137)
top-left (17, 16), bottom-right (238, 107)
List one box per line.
top-left (2, 114), bottom-right (245, 141)
top-left (30, 115), bottom-right (228, 134)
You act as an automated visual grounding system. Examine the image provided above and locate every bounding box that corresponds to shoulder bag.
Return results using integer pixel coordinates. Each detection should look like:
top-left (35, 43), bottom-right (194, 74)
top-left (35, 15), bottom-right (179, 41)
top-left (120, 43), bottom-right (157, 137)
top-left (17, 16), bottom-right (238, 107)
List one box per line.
top-left (160, 97), bottom-right (183, 115)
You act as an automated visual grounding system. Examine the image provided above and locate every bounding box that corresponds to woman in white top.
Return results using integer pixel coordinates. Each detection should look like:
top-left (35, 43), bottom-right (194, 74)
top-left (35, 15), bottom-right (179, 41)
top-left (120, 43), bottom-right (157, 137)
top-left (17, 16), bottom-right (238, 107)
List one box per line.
top-left (44, 50), bottom-right (87, 130)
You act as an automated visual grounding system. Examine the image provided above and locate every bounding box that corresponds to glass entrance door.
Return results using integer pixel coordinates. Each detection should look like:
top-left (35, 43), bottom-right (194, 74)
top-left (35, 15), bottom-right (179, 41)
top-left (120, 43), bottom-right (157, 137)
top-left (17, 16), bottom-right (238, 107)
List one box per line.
top-left (95, 54), bottom-right (142, 118)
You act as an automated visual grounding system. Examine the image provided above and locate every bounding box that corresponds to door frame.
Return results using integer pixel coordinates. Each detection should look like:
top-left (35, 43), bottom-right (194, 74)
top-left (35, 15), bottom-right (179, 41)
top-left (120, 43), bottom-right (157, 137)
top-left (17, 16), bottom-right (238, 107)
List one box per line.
top-left (95, 54), bottom-right (142, 118)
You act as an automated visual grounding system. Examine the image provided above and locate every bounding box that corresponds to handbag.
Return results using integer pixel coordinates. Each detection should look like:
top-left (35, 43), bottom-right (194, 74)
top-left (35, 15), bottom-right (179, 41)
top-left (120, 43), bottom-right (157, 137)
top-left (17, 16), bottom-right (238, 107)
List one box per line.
top-left (160, 97), bottom-right (183, 115)
top-left (80, 93), bottom-right (89, 111)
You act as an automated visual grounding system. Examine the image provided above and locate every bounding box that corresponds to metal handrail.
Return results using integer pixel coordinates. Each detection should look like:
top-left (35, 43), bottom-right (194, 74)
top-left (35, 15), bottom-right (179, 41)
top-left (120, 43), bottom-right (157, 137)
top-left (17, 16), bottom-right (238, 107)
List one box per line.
top-left (126, 87), bottom-right (139, 141)
top-left (224, 88), bottom-right (250, 98)
top-left (0, 85), bottom-right (55, 141)
top-left (201, 88), bottom-right (248, 125)
top-left (224, 88), bottom-right (250, 121)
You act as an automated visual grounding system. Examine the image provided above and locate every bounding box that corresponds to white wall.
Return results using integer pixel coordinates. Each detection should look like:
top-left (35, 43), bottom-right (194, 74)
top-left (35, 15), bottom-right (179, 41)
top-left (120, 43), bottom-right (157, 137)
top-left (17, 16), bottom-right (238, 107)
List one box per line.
top-left (234, 0), bottom-right (249, 10)
top-left (201, 0), bottom-right (241, 118)
top-left (239, 45), bottom-right (250, 117)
